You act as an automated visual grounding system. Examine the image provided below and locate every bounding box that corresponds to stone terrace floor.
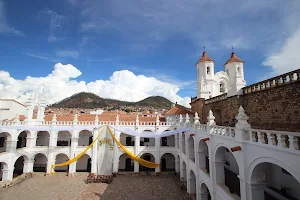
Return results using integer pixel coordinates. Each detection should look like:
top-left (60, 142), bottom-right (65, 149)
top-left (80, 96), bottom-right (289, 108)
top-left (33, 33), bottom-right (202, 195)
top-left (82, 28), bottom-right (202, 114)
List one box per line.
top-left (0, 173), bottom-right (191, 200)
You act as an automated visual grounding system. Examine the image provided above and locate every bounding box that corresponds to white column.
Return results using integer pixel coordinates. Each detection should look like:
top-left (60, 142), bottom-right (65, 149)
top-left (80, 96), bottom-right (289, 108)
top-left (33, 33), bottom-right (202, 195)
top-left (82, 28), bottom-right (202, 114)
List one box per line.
top-left (175, 155), bottom-right (179, 173)
top-left (46, 153), bottom-right (54, 175)
top-left (134, 136), bottom-right (140, 173)
top-left (249, 182), bottom-right (266, 200)
top-left (23, 158), bottom-right (34, 173)
top-left (27, 131), bottom-right (37, 148)
top-left (69, 131), bottom-right (78, 175)
top-left (6, 140), bottom-right (17, 152)
top-left (91, 129), bottom-right (99, 174)
top-left (214, 161), bottom-right (224, 184)
top-left (175, 134), bottom-right (179, 149)
top-left (49, 130), bottom-right (57, 147)
top-left (198, 152), bottom-right (206, 169)
top-left (112, 131), bottom-right (120, 174)
top-left (200, 192), bottom-right (209, 200)
top-left (155, 137), bottom-right (160, 173)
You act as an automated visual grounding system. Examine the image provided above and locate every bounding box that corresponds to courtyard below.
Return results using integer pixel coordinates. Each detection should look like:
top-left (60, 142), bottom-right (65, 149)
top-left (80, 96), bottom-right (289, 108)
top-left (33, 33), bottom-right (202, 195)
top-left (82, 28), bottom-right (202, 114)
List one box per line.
top-left (0, 173), bottom-right (190, 200)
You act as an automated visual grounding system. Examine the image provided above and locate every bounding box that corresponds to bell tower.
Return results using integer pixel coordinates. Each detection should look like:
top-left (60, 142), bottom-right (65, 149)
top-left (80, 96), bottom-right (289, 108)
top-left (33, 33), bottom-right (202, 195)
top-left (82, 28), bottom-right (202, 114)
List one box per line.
top-left (196, 51), bottom-right (215, 99)
top-left (224, 51), bottom-right (246, 97)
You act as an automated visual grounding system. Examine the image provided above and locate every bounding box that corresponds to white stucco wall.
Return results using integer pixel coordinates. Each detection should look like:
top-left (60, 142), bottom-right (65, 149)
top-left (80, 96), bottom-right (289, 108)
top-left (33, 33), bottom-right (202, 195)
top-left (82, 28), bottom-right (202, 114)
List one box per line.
top-left (0, 100), bottom-right (27, 121)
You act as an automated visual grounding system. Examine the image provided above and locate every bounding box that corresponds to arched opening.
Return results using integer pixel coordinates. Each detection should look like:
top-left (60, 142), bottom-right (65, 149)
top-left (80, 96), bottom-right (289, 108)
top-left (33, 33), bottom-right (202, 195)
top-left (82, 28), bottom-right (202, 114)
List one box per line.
top-left (176, 133), bottom-right (180, 149)
top-left (188, 136), bottom-right (195, 162)
top-left (215, 146), bottom-right (240, 197)
top-left (220, 81), bottom-right (226, 93)
top-left (177, 155), bottom-right (180, 175)
top-left (182, 133), bottom-right (186, 154)
top-left (182, 161), bottom-right (187, 190)
top-left (200, 183), bottom-right (211, 200)
top-left (0, 162), bottom-right (8, 181)
top-left (118, 153), bottom-right (134, 172)
top-left (78, 130), bottom-right (93, 146)
top-left (76, 154), bottom-right (91, 172)
top-left (17, 131), bottom-right (30, 148)
top-left (33, 153), bottom-right (47, 172)
top-left (198, 140), bottom-right (209, 175)
top-left (139, 153), bottom-right (155, 172)
top-left (207, 66), bottom-right (210, 75)
top-left (36, 131), bottom-right (50, 146)
top-left (13, 155), bottom-right (28, 178)
top-left (120, 133), bottom-right (134, 146)
top-left (54, 153), bottom-right (69, 172)
top-left (141, 130), bottom-right (155, 147)
top-left (0, 132), bottom-right (12, 153)
top-left (161, 133), bottom-right (175, 147)
top-left (237, 67), bottom-right (241, 75)
top-left (214, 109), bottom-right (222, 126)
top-left (160, 153), bottom-right (175, 172)
top-left (57, 131), bottom-right (71, 146)
top-left (251, 162), bottom-right (300, 200)
top-left (189, 170), bottom-right (196, 198)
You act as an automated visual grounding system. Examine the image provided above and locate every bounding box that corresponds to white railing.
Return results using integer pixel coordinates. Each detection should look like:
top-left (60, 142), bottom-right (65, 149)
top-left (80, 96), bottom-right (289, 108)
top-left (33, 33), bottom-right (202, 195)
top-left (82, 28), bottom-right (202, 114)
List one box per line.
top-left (245, 128), bottom-right (300, 151)
top-left (214, 126), bottom-right (236, 138)
top-left (195, 123), bottom-right (208, 132)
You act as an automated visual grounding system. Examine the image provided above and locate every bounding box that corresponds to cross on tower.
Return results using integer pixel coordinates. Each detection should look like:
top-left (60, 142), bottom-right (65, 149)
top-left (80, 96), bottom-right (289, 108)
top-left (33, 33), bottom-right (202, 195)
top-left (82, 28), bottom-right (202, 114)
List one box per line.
top-left (203, 46), bottom-right (206, 52)
top-left (232, 46), bottom-right (234, 53)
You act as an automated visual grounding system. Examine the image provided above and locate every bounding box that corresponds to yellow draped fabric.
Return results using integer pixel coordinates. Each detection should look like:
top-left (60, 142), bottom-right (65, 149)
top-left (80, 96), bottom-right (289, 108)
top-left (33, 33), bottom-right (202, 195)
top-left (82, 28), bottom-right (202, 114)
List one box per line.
top-left (50, 126), bottom-right (106, 174)
top-left (107, 126), bottom-right (160, 168)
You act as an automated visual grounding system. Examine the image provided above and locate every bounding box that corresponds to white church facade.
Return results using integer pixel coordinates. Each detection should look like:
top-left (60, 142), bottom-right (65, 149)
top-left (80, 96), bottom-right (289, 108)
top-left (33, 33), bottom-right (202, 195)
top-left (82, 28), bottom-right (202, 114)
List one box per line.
top-left (196, 51), bottom-right (246, 99)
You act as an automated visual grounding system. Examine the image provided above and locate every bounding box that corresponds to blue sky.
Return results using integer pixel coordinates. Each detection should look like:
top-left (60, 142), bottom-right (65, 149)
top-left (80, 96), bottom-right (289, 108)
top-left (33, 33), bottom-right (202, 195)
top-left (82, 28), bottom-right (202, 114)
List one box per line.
top-left (1, 0), bottom-right (300, 107)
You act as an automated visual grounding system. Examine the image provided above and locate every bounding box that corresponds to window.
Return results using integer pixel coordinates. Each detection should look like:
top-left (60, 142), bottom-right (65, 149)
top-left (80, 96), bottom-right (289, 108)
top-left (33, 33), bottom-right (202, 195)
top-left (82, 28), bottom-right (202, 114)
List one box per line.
top-left (0, 137), bottom-right (5, 147)
top-left (237, 67), bottom-right (241, 75)
top-left (220, 83), bottom-right (225, 93)
top-left (207, 67), bottom-right (210, 75)
top-left (144, 138), bottom-right (150, 142)
top-left (226, 69), bottom-right (229, 75)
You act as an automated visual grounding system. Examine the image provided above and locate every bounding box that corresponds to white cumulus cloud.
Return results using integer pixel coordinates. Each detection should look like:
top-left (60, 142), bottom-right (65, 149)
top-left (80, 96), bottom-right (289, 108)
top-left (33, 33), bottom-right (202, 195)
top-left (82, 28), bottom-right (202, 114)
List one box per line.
top-left (262, 28), bottom-right (300, 77)
top-left (0, 63), bottom-right (191, 107)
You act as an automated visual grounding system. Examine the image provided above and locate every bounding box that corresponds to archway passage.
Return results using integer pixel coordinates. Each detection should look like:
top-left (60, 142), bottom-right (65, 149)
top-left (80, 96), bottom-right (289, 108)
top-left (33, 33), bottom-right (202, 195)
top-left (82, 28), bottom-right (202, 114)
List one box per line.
top-left (17, 131), bottom-right (29, 148)
top-left (54, 153), bottom-right (69, 172)
top-left (160, 153), bottom-right (175, 172)
top-left (139, 153), bottom-right (155, 172)
top-left (13, 155), bottom-right (28, 178)
top-left (33, 153), bottom-right (47, 172)
top-left (182, 133), bottom-right (186, 154)
top-left (76, 154), bottom-right (91, 172)
top-left (251, 162), bottom-right (300, 200)
top-left (200, 183), bottom-right (211, 200)
top-left (189, 170), bottom-right (196, 198)
top-left (215, 146), bottom-right (240, 197)
top-left (78, 130), bottom-right (93, 146)
top-left (0, 162), bottom-right (8, 181)
top-left (57, 131), bottom-right (71, 146)
top-left (119, 153), bottom-right (134, 172)
top-left (36, 131), bottom-right (50, 146)
top-left (198, 140), bottom-right (209, 175)
top-left (214, 109), bottom-right (222, 126)
top-left (182, 161), bottom-right (187, 191)
top-left (188, 137), bottom-right (195, 162)
top-left (120, 133), bottom-right (134, 146)
top-left (0, 132), bottom-right (12, 153)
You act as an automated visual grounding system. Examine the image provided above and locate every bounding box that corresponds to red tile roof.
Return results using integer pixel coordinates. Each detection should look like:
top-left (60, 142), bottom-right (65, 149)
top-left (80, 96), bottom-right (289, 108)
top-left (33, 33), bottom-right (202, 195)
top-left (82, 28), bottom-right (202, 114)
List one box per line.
top-left (224, 52), bottom-right (244, 66)
top-left (196, 52), bottom-right (214, 65)
top-left (44, 114), bottom-right (165, 122)
top-left (165, 104), bottom-right (194, 115)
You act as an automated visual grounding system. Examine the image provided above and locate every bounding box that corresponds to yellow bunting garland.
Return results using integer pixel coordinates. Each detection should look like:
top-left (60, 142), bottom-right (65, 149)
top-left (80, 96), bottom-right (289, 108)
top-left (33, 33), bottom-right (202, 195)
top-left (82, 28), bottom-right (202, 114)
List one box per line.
top-left (50, 126), bottom-right (106, 174)
top-left (107, 126), bottom-right (160, 168)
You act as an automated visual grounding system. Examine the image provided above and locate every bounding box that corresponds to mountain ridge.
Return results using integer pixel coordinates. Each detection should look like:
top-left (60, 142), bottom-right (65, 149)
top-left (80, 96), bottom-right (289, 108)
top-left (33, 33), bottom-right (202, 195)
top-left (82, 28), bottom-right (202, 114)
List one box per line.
top-left (49, 92), bottom-right (174, 110)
